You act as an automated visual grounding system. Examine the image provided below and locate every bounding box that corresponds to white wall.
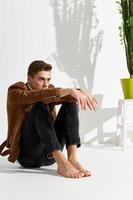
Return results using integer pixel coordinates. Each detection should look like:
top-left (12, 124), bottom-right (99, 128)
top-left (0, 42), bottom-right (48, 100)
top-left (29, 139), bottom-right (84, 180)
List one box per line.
top-left (0, 0), bottom-right (128, 144)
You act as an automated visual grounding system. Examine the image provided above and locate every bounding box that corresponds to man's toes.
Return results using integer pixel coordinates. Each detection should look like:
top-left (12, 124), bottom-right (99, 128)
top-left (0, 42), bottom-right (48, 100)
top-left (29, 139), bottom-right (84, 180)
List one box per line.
top-left (78, 171), bottom-right (84, 177)
top-left (72, 173), bottom-right (78, 178)
top-left (76, 172), bottom-right (81, 178)
top-left (67, 171), bottom-right (77, 178)
top-left (75, 171), bottom-right (83, 178)
top-left (83, 170), bottom-right (91, 176)
top-left (72, 172), bottom-right (78, 178)
top-left (71, 171), bottom-right (82, 178)
top-left (80, 172), bottom-right (84, 177)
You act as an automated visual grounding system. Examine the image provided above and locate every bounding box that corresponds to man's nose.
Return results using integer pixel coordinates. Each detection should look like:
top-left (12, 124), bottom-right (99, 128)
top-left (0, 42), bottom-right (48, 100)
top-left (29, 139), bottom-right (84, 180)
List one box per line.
top-left (43, 81), bottom-right (48, 88)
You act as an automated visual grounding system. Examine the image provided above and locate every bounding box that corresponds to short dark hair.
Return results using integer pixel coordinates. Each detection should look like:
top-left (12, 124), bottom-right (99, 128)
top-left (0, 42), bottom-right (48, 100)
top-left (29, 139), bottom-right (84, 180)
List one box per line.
top-left (28, 60), bottom-right (52, 77)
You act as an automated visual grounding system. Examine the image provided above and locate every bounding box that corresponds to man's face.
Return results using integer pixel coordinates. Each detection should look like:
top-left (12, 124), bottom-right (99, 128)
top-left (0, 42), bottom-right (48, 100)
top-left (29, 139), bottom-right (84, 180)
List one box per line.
top-left (28, 70), bottom-right (51, 90)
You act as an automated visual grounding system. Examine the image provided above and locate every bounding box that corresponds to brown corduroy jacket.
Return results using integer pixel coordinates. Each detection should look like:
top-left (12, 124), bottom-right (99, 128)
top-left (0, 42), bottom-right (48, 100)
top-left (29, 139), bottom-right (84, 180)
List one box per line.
top-left (0, 81), bottom-right (76, 163)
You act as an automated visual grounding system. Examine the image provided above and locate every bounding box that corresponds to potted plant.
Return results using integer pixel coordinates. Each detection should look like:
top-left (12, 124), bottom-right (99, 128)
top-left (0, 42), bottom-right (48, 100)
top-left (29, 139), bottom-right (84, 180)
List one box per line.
top-left (117, 0), bottom-right (133, 98)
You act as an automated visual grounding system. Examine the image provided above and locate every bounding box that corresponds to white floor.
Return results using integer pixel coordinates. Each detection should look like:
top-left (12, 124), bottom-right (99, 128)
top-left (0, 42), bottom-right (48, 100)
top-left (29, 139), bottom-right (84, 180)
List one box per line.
top-left (0, 144), bottom-right (133, 200)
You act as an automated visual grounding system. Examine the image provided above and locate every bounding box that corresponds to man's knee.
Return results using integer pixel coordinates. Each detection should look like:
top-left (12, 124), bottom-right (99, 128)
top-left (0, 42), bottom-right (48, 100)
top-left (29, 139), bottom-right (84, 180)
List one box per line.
top-left (34, 101), bottom-right (47, 108)
top-left (61, 102), bottom-right (79, 112)
top-left (63, 102), bottom-right (78, 108)
top-left (32, 101), bottom-right (49, 112)
top-left (29, 102), bottom-right (50, 119)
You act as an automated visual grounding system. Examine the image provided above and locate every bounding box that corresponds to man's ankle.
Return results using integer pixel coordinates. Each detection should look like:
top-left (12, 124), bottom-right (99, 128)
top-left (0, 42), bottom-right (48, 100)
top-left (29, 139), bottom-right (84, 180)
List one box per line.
top-left (52, 150), bottom-right (67, 164)
top-left (68, 156), bottom-right (78, 162)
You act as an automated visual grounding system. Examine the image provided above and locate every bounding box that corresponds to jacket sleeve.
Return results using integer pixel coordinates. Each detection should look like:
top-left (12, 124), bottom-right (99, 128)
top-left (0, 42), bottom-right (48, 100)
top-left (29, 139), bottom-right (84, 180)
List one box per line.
top-left (8, 87), bottom-right (62, 106)
top-left (51, 95), bottom-right (77, 106)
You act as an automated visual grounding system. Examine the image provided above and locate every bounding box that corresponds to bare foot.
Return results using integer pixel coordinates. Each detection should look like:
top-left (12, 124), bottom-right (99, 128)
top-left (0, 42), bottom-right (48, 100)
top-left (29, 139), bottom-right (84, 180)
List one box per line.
top-left (57, 160), bottom-right (84, 178)
top-left (69, 159), bottom-right (91, 177)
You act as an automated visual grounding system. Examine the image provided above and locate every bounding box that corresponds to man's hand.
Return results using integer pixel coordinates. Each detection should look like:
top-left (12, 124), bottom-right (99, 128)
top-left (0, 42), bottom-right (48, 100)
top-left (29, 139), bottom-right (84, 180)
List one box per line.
top-left (70, 89), bottom-right (98, 111)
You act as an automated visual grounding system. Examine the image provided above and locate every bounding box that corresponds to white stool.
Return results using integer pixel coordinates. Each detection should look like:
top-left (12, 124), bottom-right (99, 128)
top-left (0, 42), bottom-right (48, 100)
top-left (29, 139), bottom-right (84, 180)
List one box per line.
top-left (116, 99), bottom-right (133, 150)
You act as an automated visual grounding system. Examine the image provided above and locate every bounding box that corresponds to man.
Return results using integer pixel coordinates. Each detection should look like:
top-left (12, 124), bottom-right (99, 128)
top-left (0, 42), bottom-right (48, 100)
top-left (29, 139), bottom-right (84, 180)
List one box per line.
top-left (0, 60), bottom-right (98, 178)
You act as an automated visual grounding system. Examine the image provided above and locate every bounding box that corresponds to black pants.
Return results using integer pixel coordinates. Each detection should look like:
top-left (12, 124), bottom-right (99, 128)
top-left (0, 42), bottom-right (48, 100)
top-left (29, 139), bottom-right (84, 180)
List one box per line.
top-left (17, 102), bottom-right (81, 168)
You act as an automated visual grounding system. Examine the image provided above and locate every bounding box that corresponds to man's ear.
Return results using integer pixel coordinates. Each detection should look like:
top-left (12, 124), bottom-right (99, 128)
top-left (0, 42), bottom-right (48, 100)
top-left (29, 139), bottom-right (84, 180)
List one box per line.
top-left (28, 75), bottom-right (32, 82)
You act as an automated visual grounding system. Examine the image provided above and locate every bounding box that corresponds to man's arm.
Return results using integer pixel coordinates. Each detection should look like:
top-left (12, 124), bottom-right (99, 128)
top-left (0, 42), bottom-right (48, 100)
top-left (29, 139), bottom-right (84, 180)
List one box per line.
top-left (8, 87), bottom-right (61, 106)
top-left (8, 86), bottom-right (76, 107)
top-left (59, 88), bottom-right (98, 111)
top-left (8, 82), bottom-right (98, 111)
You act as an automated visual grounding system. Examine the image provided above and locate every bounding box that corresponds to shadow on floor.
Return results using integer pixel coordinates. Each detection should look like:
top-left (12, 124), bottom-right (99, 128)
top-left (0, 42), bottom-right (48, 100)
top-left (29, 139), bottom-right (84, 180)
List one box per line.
top-left (0, 164), bottom-right (61, 177)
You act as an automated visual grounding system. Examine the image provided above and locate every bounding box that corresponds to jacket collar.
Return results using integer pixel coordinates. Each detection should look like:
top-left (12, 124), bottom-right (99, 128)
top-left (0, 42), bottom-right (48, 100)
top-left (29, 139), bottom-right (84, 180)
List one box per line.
top-left (26, 82), bottom-right (34, 91)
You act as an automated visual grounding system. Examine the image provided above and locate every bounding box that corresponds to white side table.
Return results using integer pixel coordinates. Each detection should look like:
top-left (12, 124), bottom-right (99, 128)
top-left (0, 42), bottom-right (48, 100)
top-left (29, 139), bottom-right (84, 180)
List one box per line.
top-left (116, 99), bottom-right (133, 150)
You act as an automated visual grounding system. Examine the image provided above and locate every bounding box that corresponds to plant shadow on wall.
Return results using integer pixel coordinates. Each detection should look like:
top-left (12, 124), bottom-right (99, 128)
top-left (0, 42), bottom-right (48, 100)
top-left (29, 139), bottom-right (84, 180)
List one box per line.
top-left (49, 0), bottom-right (116, 145)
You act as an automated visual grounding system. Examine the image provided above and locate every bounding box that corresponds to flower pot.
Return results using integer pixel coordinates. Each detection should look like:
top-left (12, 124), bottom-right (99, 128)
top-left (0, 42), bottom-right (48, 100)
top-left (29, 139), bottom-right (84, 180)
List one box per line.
top-left (121, 78), bottom-right (133, 99)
